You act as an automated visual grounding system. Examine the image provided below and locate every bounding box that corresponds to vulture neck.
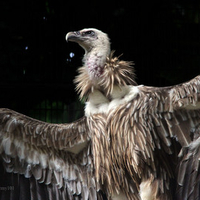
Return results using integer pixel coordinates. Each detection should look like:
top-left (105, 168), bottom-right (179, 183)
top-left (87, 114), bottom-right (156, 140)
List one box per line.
top-left (74, 47), bottom-right (136, 101)
top-left (83, 46), bottom-right (110, 80)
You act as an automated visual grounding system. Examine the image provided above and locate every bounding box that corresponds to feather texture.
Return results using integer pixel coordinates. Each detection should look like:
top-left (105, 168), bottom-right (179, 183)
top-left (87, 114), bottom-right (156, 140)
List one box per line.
top-left (74, 52), bottom-right (137, 100)
top-left (0, 108), bottom-right (105, 200)
top-left (1, 76), bottom-right (200, 200)
top-left (0, 28), bottom-right (200, 200)
top-left (176, 125), bottom-right (200, 200)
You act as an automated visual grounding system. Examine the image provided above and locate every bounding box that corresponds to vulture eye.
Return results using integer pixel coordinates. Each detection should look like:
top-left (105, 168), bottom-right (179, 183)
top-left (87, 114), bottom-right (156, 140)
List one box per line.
top-left (82, 31), bottom-right (95, 37)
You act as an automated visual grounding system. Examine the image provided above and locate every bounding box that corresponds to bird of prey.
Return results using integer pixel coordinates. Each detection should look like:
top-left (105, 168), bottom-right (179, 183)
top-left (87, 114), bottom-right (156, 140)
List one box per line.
top-left (0, 28), bottom-right (200, 200)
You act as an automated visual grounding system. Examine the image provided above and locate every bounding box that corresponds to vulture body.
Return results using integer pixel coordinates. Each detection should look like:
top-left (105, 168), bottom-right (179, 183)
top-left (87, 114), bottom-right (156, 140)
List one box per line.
top-left (0, 28), bottom-right (200, 200)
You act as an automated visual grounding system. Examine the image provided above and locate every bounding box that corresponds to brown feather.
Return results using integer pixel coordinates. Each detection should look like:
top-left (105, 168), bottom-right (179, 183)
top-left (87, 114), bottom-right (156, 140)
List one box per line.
top-left (99, 52), bottom-right (137, 96)
top-left (74, 51), bottom-right (137, 100)
top-left (0, 108), bottom-right (106, 199)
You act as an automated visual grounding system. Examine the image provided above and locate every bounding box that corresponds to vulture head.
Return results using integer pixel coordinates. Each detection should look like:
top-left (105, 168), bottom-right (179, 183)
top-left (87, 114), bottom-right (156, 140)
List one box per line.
top-left (66, 28), bottom-right (110, 54)
top-left (66, 28), bottom-right (136, 100)
top-left (66, 28), bottom-right (110, 79)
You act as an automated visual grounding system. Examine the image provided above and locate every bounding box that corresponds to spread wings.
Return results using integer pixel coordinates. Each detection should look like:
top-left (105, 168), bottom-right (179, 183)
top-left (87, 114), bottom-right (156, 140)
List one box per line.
top-left (0, 75), bottom-right (200, 200)
top-left (0, 109), bottom-right (101, 200)
top-left (142, 75), bottom-right (200, 200)
top-left (140, 75), bottom-right (200, 199)
top-left (139, 75), bottom-right (200, 147)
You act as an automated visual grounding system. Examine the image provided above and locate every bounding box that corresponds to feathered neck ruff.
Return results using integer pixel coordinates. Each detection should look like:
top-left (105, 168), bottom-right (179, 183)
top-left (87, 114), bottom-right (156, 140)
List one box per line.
top-left (74, 52), bottom-right (137, 99)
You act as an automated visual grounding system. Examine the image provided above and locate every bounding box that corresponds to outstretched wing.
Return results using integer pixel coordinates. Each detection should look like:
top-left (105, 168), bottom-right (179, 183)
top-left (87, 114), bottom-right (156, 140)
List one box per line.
top-left (139, 75), bottom-right (200, 147)
top-left (137, 75), bottom-right (200, 199)
top-left (176, 124), bottom-right (200, 200)
top-left (107, 75), bottom-right (200, 199)
top-left (142, 75), bottom-right (200, 199)
top-left (0, 108), bottom-right (100, 200)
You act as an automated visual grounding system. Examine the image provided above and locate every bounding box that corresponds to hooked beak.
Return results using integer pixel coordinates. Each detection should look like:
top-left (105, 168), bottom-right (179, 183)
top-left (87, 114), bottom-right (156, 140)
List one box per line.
top-left (66, 31), bottom-right (81, 42)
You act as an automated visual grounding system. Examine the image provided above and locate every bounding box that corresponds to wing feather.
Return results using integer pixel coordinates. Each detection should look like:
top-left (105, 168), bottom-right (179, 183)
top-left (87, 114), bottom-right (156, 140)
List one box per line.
top-left (105, 75), bottom-right (200, 198)
top-left (177, 134), bottom-right (200, 200)
top-left (170, 75), bottom-right (200, 110)
top-left (0, 108), bottom-right (104, 200)
top-left (137, 75), bottom-right (200, 147)
top-left (0, 108), bottom-right (89, 152)
top-left (133, 75), bottom-right (200, 199)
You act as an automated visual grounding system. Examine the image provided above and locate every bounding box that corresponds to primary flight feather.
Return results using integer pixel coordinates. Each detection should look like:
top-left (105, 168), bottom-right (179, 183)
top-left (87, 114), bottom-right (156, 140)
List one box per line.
top-left (0, 28), bottom-right (200, 200)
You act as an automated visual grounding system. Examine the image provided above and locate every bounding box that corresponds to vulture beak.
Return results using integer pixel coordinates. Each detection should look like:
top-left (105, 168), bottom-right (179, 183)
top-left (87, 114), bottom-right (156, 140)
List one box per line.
top-left (66, 31), bottom-right (81, 42)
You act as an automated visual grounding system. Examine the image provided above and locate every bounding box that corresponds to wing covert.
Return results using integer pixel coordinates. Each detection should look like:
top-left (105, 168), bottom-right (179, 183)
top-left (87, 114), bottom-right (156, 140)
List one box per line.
top-left (104, 75), bottom-right (200, 199)
top-left (0, 108), bottom-right (101, 200)
top-left (137, 75), bottom-right (200, 147)
top-left (169, 75), bottom-right (200, 110)
top-left (176, 125), bottom-right (200, 200)
top-left (0, 108), bottom-right (89, 153)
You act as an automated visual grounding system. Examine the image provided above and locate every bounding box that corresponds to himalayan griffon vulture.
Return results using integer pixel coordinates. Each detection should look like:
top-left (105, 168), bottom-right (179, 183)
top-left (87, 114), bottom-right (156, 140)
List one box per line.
top-left (0, 28), bottom-right (200, 200)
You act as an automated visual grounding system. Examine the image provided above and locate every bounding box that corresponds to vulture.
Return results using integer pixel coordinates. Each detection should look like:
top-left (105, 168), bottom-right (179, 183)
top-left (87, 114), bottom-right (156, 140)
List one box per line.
top-left (0, 28), bottom-right (200, 200)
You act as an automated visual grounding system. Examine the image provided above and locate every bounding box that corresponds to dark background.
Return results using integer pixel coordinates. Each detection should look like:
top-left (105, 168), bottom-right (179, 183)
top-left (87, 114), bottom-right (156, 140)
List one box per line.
top-left (0, 0), bottom-right (200, 123)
